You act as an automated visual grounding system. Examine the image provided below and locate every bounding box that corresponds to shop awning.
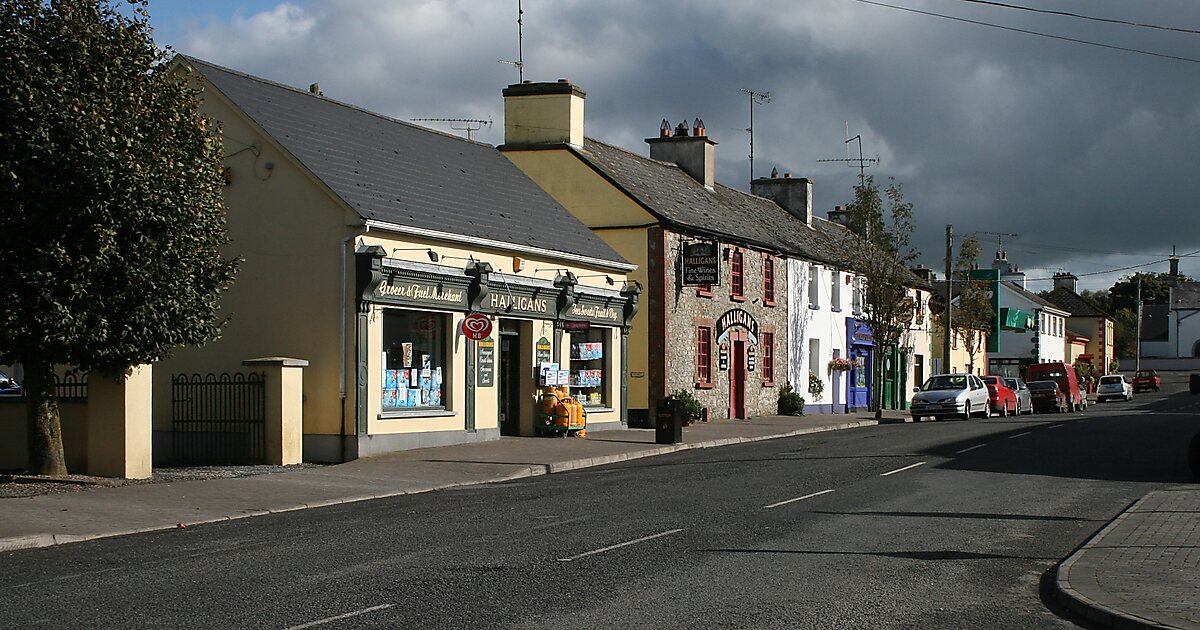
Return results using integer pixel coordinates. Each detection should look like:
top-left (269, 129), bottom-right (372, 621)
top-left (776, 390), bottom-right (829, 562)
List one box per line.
top-left (1000, 307), bottom-right (1035, 331)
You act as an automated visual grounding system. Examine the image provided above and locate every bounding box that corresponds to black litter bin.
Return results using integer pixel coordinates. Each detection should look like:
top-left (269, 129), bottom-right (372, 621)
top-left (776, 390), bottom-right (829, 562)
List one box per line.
top-left (656, 397), bottom-right (683, 444)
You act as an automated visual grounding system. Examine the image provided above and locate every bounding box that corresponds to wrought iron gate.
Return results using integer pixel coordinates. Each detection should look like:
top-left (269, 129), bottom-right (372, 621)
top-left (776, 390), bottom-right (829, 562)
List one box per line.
top-left (171, 372), bottom-right (266, 464)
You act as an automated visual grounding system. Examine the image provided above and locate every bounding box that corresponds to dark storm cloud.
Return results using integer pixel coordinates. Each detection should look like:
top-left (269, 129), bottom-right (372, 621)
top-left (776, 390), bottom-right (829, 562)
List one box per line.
top-left (167, 0), bottom-right (1200, 288)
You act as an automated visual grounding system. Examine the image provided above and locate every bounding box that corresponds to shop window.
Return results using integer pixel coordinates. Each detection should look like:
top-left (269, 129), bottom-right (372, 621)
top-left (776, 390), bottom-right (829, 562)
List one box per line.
top-left (696, 326), bottom-right (713, 387)
top-left (569, 327), bottom-right (609, 408)
top-left (763, 256), bottom-right (776, 306)
top-left (761, 332), bottom-right (774, 385)
top-left (730, 250), bottom-right (744, 300)
top-left (382, 310), bottom-right (447, 412)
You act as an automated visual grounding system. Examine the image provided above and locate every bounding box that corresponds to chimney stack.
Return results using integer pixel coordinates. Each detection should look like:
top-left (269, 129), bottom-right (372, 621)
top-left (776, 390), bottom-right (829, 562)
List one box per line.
top-left (827, 205), bottom-right (849, 227)
top-left (502, 80), bottom-right (587, 148)
top-left (752, 168), bottom-right (812, 226)
top-left (1052, 272), bottom-right (1079, 294)
top-left (645, 118), bottom-right (717, 190)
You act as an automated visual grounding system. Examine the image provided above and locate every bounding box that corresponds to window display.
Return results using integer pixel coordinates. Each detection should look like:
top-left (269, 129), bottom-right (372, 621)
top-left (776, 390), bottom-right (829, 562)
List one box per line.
top-left (569, 327), bottom-right (608, 408)
top-left (382, 310), bottom-right (447, 411)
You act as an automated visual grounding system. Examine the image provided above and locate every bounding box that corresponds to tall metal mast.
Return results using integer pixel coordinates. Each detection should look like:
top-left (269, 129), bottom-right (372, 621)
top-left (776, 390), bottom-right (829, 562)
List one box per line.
top-left (739, 88), bottom-right (771, 181)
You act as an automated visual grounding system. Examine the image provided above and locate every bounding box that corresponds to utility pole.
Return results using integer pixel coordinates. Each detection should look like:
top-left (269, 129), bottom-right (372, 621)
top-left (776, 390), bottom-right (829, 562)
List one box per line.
top-left (943, 224), bottom-right (953, 373)
top-left (1136, 276), bottom-right (1143, 372)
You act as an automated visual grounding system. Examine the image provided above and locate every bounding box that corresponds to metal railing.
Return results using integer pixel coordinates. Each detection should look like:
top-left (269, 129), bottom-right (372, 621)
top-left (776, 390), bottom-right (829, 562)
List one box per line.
top-left (171, 372), bottom-right (266, 464)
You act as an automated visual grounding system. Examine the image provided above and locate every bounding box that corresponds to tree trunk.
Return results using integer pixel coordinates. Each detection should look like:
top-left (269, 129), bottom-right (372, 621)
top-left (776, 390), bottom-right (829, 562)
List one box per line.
top-left (26, 357), bottom-right (66, 476)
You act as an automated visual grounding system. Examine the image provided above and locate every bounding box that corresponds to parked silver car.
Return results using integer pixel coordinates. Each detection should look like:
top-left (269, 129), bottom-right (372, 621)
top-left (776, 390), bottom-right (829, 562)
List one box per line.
top-left (1002, 377), bottom-right (1034, 415)
top-left (1097, 374), bottom-right (1133, 402)
top-left (911, 373), bottom-right (992, 421)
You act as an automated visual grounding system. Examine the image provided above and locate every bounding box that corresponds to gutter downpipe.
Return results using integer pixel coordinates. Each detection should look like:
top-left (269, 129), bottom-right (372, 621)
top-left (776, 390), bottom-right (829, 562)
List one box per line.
top-left (340, 225), bottom-right (368, 462)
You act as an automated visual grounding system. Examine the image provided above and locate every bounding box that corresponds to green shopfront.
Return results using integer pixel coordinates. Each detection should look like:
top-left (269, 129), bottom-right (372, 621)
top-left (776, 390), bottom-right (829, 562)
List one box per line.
top-left (350, 246), bottom-right (639, 457)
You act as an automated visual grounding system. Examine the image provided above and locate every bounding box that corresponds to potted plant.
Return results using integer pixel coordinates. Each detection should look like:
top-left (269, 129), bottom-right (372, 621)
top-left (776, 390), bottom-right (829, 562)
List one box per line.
top-left (827, 357), bottom-right (852, 373)
top-left (671, 389), bottom-right (704, 426)
top-left (808, 371), bottom-right (825, 402)
top-left (778, 382), bottom-right (805, 416)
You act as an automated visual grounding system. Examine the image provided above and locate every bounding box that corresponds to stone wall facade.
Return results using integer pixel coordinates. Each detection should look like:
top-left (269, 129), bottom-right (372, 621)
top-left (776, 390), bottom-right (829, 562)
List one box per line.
top-left (656, 228), bottom-right (790, 419)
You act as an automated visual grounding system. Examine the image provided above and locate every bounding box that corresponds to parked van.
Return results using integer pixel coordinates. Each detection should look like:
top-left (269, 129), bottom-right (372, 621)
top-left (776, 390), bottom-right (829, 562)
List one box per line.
top-left (1026, 362), bottom-right (1085, 411)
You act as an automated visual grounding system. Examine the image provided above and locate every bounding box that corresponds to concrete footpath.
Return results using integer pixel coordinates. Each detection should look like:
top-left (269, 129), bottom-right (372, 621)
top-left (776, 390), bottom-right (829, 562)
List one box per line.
top-left (4, 410), bottom-right (1196, 629)
top-left (1055, 487), bottom-right (1200, 630)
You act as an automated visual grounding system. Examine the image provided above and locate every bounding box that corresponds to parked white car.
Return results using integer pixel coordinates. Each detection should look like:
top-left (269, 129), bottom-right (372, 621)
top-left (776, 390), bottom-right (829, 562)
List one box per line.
top-left (1097, 374), bottom-right (1133, 402)
top-left (910, 373), bottom-right (992, 421)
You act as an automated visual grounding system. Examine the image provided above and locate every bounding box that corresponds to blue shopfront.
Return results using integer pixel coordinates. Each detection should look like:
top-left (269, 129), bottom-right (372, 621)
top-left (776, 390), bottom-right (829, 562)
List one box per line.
top-left (846, 318), bottom-right (875, 412)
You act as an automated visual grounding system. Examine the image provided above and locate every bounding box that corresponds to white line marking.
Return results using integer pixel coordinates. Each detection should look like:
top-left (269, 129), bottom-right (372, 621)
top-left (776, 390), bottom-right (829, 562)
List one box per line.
top-left (285, 604), bottom-right (394, 629)
top-left (1045, 424), bottom-right (1065, 429)
top-left (880, 462), bottom-right (926, 476)
top-left (764, 489), bottom-right (836, 509)
top-left (557, 528), bottom-right (684, 562)
top-left (1008, 431), bottom-right (1033, 439)
top-left (954, 444), bottom-right (987, 454)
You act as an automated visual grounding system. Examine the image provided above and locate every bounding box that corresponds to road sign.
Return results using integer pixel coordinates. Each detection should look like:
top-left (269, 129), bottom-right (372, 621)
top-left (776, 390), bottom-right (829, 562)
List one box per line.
top-left (929, 294), bottom-right (946, 315)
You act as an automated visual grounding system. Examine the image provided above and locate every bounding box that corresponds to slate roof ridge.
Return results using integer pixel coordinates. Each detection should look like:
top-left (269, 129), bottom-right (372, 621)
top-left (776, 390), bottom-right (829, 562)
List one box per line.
top-left (178, 54), bottom-right (491, 149)
top-left (1003, 280), bottom-right (1068, 313)
top-left (1044, 286), bottom-right (1111, 318)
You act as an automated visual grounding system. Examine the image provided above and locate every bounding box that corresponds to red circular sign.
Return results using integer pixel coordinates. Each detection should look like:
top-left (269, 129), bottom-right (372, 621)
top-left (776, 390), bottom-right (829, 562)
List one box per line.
top-left (460, 313), bottom-right (493, 341)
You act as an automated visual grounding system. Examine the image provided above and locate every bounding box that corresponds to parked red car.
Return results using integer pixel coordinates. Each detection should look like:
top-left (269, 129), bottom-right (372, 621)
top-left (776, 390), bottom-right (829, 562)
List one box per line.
top-left (1133, 369), bottom-right (1161, 393)
top-left (981, 375), bottom-right (1018, 416)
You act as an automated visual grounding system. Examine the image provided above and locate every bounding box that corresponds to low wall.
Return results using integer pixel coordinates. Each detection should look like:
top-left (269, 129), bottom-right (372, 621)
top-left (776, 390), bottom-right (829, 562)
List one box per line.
top-left (0, 399), bottom-right (90, 472)
top-left (1130, 358), bottom-right (1200, 371)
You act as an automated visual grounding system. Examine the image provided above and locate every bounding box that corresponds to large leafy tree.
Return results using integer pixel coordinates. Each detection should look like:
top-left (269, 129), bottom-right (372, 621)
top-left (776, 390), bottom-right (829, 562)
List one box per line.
top-left (0, 0), bottom-right (238, 475)
top-left (839, 176), bottom-right (919, 419)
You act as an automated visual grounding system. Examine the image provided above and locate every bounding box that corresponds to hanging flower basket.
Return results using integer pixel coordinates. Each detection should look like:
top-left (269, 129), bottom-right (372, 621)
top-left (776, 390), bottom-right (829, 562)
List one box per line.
top-left (827, 357), bottom-right (853, 372)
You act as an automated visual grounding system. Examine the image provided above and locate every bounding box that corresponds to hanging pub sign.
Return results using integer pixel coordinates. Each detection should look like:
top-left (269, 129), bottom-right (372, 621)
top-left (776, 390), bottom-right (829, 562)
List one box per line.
top-left (681, 241), bottom-right (720, 286)
top-left (718, 341), bottom-right (729, 371)
top-left (747, 345), bottom-right (757, 372)
top-left (716, 308), bottom-right (759, 345)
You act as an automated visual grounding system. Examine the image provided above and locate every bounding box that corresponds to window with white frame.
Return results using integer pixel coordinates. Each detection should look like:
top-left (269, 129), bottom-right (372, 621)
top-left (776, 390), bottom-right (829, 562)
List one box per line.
top-left (808, 338), bottom-right (821, 379)
top-left (831, 271), bottom-right (841, 310)
top-left (808, 265), bottom-right (820, 306)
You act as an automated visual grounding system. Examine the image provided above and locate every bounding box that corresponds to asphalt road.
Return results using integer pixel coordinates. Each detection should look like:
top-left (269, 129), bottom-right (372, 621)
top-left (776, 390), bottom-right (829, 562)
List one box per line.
top-left (2, 374), bottom-right (1196, 630)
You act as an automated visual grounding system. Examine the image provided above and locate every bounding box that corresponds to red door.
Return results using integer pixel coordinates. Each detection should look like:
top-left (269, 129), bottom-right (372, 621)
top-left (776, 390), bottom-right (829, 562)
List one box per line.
top-left (731, 340), bottom-right (747, 419)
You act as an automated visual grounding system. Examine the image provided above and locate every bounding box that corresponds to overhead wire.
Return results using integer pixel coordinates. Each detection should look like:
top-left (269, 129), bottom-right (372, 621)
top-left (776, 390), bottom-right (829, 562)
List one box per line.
top-left (946, 0), bottom-right (1200, 36)
top-left (852, 0), bottom-right (1200, 64)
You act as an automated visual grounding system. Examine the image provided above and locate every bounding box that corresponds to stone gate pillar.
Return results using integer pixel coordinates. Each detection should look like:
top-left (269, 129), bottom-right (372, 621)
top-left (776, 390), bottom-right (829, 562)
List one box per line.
top-left (243, 357), bottom-right (308, 465)
top-left (87, 364), bottom-right (153, 479)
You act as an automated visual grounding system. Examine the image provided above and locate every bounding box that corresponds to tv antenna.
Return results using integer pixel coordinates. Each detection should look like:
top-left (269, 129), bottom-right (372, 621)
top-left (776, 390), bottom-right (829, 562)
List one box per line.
top-left (411, 117), bottom-right (493, 141)
top-left (739, 88), bottom-right (771, 181)
top-left (498, 0), bottom-right (525, 82)
top-left (817, 125), bottom-right (879, 185)
top-left (972, 231), bottom-right (1019, 254)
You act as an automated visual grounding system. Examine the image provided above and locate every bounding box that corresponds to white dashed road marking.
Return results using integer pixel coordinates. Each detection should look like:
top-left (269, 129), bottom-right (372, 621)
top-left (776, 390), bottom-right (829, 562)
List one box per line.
top-left (764, 489), bottom-right (836, 509)
top-left (285, 604), bottom-right (394, 629)
top-left (557, 528), bottom-right (685, 562)
top-left (954, 444), bottom-right (987, 454)
top-left (1007, 431), bottom-right (1033, 439)
top-left (880, 462), bottom-right (926, 476)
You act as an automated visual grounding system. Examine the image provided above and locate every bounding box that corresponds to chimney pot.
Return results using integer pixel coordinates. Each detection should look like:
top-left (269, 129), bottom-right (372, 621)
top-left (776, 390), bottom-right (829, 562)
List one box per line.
top-left (675, 120), bottom-right (690, 137)
top-left (558, 78), bottom-right (569, 83)
top-left (693, 117), bottom-right (705, 136)
top-left (783, 172), bottom-right (791, 178)
top-left (660, 119), bottom-right (672, 138)
top-left (770, 166), bottom-right (779, 179)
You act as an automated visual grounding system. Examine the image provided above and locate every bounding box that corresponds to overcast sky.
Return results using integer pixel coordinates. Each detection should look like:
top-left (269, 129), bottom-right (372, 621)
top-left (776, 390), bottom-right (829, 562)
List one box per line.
top-left (139, 0), bottom-right (1200, 292)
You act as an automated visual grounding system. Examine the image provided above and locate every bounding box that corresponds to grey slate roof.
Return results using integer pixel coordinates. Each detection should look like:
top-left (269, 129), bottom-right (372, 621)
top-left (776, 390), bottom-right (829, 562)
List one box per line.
top-left (575, 138), bottom-right (842, 264)
top-left (1172, 281), bottom-right (1200, 310)
top-left (1043, 287), bottom-right (1111, 318)
top-left (181, 56), bottom-right (627, 267)
top-left (1003, 281), bottom-right (1069, 313)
